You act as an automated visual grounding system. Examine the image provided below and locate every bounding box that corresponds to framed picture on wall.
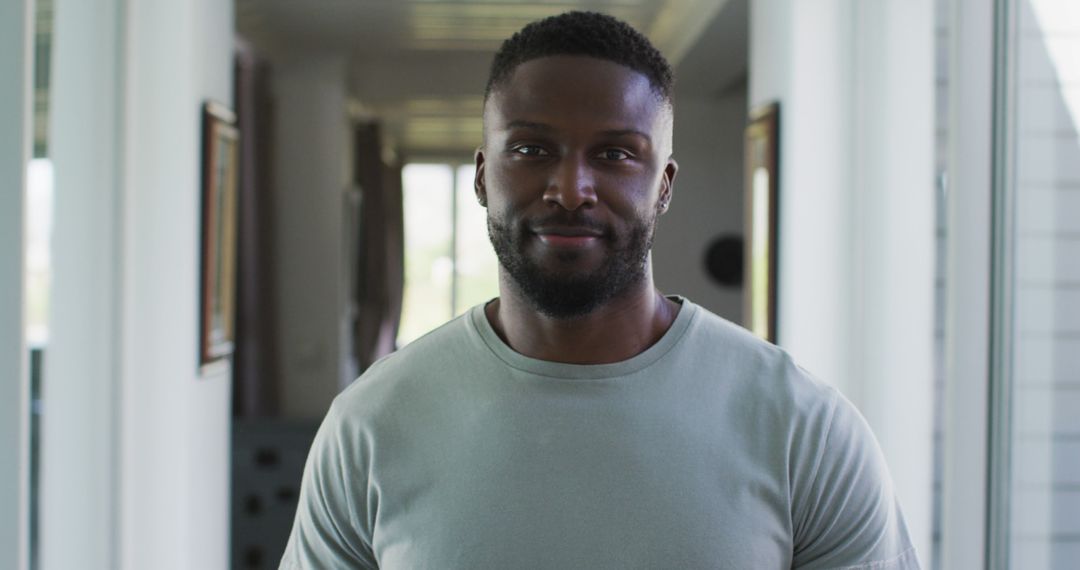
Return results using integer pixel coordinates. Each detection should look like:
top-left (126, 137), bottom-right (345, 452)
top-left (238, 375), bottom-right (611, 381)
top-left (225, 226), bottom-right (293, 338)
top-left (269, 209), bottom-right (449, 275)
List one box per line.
top-left (743, 102), bottom-right (780, 343)
top-left (199, 101), bottom-right (240, 367)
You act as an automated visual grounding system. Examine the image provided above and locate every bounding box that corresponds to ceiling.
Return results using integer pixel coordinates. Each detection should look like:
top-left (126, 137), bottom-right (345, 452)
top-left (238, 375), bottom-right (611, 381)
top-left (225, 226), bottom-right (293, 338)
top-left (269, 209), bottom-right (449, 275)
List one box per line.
top-left (236, 0), bottom-right (746, 157)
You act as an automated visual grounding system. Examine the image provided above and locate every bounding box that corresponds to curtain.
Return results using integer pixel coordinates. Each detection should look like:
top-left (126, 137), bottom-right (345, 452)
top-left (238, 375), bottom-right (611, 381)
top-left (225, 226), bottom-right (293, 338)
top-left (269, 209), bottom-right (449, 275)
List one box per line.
top-left (232, 41), bottom-right (280, 417)
top-left (353, 122), bottom-right (404, 371)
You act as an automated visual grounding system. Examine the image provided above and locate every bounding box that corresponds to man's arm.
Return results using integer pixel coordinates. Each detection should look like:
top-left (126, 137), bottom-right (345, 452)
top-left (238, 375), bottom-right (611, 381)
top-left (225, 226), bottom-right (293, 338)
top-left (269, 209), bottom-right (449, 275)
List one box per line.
top-left (280, 402), bottom-right (378, 569)
top-left (790, 391), bottom-right (921, 570)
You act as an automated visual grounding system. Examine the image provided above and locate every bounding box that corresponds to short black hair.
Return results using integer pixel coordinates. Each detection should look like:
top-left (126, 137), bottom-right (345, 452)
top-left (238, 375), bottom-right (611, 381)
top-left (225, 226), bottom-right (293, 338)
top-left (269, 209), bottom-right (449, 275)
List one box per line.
top-left (484, 11), bottom-right (674, 103)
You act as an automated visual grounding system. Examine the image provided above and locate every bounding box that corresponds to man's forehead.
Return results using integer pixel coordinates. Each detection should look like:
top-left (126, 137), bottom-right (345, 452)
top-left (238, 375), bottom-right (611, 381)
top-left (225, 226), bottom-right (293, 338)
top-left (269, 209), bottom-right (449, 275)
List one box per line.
top-left (489, 56), bottom-right (663, 102)
top-left (483, 56), bottom-right (672, 131)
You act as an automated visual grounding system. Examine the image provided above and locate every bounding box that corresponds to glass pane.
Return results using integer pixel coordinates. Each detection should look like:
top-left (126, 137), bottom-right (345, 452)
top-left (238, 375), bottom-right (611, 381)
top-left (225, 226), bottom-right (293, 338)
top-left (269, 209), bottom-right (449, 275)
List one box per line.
top-left (1007, 1), bottom-right (1080, 567)
top-left (398, 164), bottom-right (454, 346)
top-left (25, 158), bottom-right (53, 348)
top-left (454, 164), bottom-right (499, 315)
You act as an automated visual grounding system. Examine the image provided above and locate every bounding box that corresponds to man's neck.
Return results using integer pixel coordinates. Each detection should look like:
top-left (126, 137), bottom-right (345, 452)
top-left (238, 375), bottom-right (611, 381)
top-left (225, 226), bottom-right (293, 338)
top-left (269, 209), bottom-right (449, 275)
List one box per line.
top-left (484, 277), bottom-right (681, 365)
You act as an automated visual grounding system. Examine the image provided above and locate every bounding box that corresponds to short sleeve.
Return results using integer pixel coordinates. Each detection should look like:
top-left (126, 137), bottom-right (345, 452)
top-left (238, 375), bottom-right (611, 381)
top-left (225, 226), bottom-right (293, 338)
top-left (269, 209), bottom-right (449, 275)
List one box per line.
top-left (279, 402), bottom-right (378, 570)
top-left (790, 390), bottom-right (921, 570)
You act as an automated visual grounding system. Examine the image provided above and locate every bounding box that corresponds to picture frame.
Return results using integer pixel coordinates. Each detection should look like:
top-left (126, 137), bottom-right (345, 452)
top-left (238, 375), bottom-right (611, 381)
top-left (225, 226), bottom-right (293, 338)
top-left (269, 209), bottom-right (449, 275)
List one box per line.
top-left (199, 101), bottom-right (240, 367)
top-left (743, 102), bottom-right (780, 343)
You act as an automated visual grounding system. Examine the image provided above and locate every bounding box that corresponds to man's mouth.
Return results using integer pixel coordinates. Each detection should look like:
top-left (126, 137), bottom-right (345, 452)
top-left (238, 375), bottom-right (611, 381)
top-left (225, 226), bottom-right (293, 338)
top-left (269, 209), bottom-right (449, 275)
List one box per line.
top-left (531, 225), bottom-right (604, 248)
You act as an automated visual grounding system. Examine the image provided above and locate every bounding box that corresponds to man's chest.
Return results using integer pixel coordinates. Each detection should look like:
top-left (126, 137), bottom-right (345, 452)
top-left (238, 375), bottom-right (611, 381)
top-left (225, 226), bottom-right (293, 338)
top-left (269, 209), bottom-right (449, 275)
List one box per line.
top-left (363, 411), bottom-right (796, 569)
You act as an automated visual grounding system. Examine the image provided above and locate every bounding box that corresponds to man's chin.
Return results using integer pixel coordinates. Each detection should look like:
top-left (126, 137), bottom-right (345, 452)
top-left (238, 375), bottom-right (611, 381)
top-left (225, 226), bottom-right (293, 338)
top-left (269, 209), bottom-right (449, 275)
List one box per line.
top-left (532, 258), bottom-right (605, 279)
top-left (517, 284), bottom-right (609, 319)
top-left (506, 262), bottom-right (645, 319)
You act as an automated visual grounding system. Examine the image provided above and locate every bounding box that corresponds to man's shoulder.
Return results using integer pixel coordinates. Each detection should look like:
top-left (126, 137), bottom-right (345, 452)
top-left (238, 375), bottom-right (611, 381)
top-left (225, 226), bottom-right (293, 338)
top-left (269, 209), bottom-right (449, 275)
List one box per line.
top-left (332, 309), bottom-right (484, 421)
top-left (674, 298), bottom-right (841, 422)
top-left (679, 300), bottom-right (775, 354)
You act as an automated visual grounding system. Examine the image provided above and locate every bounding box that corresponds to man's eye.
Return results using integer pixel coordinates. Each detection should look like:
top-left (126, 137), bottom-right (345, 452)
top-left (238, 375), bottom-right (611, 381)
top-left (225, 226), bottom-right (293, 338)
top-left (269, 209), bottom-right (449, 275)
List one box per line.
top-left (598, 149), bottom-right (631, 161)
top-left (513, 145), bottom-right (548, 156)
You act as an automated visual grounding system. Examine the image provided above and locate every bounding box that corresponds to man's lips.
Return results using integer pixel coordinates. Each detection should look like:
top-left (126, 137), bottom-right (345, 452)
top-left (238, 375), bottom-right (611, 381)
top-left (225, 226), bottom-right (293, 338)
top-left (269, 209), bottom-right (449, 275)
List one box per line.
top-left (537, 234), bottom-right (599, 247)
top-left (532, 226), bottom-right (604, 247)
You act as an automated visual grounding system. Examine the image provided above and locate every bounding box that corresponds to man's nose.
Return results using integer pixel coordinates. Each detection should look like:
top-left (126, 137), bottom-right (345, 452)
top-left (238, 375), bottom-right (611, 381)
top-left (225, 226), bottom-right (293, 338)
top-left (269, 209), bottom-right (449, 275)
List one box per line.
top-left (542, 156), bottom-right (597, 211)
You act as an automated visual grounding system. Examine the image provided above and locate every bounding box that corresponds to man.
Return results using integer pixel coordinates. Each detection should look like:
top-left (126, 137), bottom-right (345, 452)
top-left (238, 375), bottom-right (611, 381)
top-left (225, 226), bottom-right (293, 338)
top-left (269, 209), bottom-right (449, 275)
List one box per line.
top-left (281, 11), bottom-right (919, 569)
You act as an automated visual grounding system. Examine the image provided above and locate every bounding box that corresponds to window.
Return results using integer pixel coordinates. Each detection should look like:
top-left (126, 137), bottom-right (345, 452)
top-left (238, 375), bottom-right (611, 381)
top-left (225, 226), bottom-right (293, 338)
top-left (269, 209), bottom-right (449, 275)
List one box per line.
top-left (398, 163), bottom-right (499, 346)
top-left (991, 0), bottom-right (1080, 566)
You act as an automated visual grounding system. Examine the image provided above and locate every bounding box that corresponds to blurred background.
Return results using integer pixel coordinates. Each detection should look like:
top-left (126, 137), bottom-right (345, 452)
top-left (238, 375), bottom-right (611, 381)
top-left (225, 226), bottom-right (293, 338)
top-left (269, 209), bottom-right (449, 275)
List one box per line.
top-left (0, 0), bottom-right (1077, 568)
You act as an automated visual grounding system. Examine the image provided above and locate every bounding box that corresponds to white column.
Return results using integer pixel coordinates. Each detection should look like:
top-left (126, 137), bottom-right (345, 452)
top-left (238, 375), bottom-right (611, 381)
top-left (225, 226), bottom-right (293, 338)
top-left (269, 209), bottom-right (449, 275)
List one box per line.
top-left (849, 3), bottom-right (936, 564)
top-left (940, 0), bottom-right (996, 566)
top-left (271, 54), bottom-right (352, 419)
top-left (750, 0), bottom-right (935, 562)
top-left (0, 0), bottom-right (32, 568)
top-left (781, 0), bottom-right (857, 390)
top-left (40, 0), bottom-right (123, 568)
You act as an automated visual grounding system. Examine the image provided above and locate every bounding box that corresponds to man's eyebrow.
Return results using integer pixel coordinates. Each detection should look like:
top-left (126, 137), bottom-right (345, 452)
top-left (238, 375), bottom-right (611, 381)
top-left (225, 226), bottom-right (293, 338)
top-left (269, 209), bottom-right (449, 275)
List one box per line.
top-left (503, 121), bottom-right (652, 143)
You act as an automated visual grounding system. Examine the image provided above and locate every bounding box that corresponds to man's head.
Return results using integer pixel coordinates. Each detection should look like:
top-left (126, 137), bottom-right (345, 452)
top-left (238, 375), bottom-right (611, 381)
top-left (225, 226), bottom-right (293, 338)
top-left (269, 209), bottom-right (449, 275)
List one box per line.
top-left (476, 12), bottom-right (678, 319)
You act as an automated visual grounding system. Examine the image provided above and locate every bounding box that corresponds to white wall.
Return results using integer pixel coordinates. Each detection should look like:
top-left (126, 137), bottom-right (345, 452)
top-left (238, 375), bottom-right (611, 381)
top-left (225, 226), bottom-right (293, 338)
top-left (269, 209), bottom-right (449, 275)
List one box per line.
top-left (654, 90), bottom-right (746, 321)
top-left (270, 54), bottom-right (353, 419)
top-left (0, 1), bottom-right (32, 568)
top-left (43, 0), bottom-right (235, 568)
top-left (118, 1), bottom-right (235, 566)
top-left (749, 0), bottom-right (935, 563)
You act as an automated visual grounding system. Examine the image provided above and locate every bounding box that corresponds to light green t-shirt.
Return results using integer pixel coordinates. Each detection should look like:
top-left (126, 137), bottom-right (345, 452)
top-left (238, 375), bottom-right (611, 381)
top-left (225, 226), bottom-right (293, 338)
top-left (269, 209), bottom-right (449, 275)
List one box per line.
top-left (281, 298), bottom-right (919, 569)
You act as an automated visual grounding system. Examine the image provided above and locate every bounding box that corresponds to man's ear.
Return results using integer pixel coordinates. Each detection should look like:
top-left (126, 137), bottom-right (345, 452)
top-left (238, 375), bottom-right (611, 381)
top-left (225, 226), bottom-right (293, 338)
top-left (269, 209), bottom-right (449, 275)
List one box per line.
top-left (474, 147), bottom-right (487, 208)
top-left (658, 157), bottom-right (678, 214)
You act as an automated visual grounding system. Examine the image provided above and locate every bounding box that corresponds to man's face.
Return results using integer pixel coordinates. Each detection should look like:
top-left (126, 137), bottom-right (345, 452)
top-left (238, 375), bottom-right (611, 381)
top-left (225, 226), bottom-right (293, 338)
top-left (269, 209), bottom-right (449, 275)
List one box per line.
top-left (475, 56), bottom-right (677, 318)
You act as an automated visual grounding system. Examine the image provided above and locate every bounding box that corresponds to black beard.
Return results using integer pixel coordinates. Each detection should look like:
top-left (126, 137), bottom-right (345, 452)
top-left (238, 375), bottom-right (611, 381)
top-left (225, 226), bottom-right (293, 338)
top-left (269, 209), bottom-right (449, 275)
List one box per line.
top-left (487, 210), bottom-right (657, 319)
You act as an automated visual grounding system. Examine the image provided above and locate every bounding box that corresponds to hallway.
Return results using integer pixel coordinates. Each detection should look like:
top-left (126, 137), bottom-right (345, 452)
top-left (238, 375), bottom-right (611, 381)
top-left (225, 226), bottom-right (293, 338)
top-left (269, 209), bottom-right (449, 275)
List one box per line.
top-left (1, 0), bottom-right (1077, 568)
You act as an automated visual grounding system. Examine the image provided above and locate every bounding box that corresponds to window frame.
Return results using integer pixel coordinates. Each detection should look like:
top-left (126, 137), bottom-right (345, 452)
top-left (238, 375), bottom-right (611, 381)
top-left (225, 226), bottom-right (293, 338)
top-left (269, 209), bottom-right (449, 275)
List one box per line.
top-left (986, 0), bottom-right (1020, 566)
